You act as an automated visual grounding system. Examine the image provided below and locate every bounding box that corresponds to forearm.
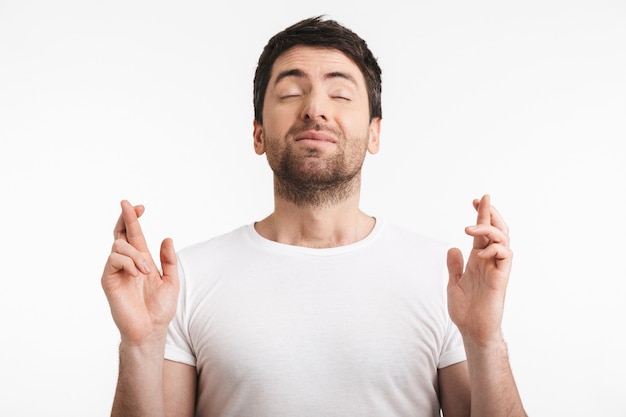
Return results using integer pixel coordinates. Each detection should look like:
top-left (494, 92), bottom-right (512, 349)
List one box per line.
top-left (111, 339), bottom-right (167, 417)
top-left (463, 335), bottom-right (527, 417)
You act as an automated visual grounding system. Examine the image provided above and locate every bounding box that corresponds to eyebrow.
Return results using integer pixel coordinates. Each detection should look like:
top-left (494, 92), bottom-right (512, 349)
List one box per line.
top-left (273, 69), bottom-right (358, 86)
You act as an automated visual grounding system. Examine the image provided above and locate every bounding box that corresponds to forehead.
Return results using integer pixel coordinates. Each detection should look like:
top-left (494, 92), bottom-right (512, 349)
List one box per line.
top-left (271, 45), bottom-right (365, 83)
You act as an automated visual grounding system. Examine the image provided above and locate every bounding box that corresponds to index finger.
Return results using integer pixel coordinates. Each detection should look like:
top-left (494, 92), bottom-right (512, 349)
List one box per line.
top-left (475, 194), bottom-right (491, 226)
top-left (473, 195), bottom-right (510, 234)
top-left (113, 201), bottom-right (145, 239)
top-left (473, 194), bottom-right (491, 249)
top-left (489, 204), bottom-right (510, 235)
top-left (114, 200), bottom-right (150, 253)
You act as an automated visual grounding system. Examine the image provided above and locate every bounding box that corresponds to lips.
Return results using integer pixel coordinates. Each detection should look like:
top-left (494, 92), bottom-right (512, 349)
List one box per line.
top-left (294, 130), bottom-right (337, 143)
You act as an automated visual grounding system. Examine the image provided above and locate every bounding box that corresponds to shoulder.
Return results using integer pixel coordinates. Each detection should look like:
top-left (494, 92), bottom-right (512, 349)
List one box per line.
top-left (176, 224), bottom-right (253, 265)
top-left (377, 221), bottom-right (450, 254)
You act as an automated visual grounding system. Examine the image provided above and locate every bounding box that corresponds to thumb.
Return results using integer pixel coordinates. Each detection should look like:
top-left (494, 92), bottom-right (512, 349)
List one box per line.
top-left (160, 238), bottom-right (179, 286)
top-left (446, 247), bottom-right (464, 287)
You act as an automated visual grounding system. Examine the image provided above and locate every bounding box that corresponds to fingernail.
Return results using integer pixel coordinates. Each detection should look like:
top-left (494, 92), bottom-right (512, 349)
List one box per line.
top-left (141, 262), bottom-right (151, 274)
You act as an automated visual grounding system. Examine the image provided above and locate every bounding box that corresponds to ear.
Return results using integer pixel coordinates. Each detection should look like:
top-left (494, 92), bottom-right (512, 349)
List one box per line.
top-left (253, 119), bottom-right (265, 155)
top-left (367, 117), bottom-right (381, 154)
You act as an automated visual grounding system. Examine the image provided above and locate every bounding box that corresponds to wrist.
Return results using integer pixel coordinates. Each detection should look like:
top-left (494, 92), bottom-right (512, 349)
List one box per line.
top-left (460, 329), bottom-right (507, 352)
top-left (119, 330), bottom-right (168, 355)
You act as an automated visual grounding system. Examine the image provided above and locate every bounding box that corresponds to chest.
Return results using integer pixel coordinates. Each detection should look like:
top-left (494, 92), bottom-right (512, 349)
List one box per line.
top-left (187, 259), bottom-right (447, 386)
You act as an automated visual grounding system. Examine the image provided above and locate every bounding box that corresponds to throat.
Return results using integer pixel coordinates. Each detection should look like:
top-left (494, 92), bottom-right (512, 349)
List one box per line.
top-left (274, 171), bottom-right (361, 208)
top-left (255, 212), bottom-right (376, 249)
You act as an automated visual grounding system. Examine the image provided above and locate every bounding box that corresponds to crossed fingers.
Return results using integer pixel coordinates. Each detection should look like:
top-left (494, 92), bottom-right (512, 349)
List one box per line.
top-left (466, 195), bottom-right (512, 261)
top-left (107, 239), bottom-right (152, 276)
top-left (108, 200), bottom-right (153, 276)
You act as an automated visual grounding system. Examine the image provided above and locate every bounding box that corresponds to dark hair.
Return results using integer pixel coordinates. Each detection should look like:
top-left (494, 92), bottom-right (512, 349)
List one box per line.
top-left (253, 16), bottom-right (382, 124)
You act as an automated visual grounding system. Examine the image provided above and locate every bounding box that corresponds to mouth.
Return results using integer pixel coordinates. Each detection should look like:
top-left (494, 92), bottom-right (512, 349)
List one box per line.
top-left (294, 131), bottom-right (337, 144)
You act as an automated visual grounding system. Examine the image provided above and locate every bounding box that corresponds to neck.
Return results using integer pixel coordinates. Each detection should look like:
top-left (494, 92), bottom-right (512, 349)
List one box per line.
top-left (255, 191), bottom-right (376, 249)
top-left (273, 169), bottom-right (362, 208)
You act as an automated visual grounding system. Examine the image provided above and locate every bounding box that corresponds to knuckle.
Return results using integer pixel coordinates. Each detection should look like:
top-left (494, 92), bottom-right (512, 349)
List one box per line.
top-left (111, 239), bottom-right (125, 252)
top-left (106, 252), bottom-right (117, 264)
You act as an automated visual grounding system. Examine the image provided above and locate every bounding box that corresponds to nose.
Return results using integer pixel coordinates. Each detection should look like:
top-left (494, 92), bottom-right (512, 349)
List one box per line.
top-left (300, 91), bottom-right (327, 122)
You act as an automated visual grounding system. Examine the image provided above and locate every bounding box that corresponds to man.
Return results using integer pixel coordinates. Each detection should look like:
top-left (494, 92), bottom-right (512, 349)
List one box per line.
top-left (101, 16), bottom-right (527, 417)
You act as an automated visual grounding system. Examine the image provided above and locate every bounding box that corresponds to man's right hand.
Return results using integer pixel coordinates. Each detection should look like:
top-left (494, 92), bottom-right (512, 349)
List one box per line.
top-left (101, 200), bottom-right (179, 346)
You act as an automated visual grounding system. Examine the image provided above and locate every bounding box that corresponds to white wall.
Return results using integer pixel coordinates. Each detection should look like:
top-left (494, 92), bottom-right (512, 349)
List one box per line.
top-left (1, 1), bottom-right (624, 415)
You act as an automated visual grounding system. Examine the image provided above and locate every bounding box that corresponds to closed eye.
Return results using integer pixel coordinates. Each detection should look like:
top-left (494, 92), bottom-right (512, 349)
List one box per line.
top-left (279, 93), bottom-right (303, 100)
top-left (329, 85), bottom-right (354, 102)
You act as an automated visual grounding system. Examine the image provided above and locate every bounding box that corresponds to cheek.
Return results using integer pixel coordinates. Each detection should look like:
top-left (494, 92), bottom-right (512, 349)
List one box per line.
top-left (262, 110), bottom-right (294, 138)
top-left (339, 102), bottom-right (370, 126)
top-left (339, 111), bottom-right (373, 141)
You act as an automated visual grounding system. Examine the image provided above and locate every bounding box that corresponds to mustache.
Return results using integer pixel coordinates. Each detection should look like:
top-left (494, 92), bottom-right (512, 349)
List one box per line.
top-left (287, 121), bottom-right (342, 138)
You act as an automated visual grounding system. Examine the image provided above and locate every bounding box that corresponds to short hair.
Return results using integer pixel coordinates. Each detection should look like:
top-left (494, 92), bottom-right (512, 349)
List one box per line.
top-left (253, 16), bottom-right (382, 124)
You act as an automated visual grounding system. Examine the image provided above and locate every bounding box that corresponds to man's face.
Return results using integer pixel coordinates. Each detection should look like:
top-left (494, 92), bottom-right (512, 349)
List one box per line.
top-left (253, 46), bottom-right (380, 190)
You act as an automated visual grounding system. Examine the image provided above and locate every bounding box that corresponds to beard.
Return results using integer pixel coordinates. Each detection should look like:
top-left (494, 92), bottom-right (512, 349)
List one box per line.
top-left (264, 122), bottom-right (369, 208)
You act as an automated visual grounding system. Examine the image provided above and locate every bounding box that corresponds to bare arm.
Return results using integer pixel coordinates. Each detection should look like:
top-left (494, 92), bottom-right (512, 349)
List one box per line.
top-left (438, 362), bottom-right (470, 417)
top-left (111, 341), bottom-right (168, 417)
top-left (445, 195), bottom-right (527, 417)
top-left (102, 201), bottom-right (192, 417)
top-left (163, 360), bottom-right (197, 417)
top-left (112, 350), bottom-right (196, 417)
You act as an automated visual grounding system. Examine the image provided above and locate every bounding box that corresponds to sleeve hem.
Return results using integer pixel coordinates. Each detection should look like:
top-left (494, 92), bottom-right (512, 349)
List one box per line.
top-left (438, 349), bottom-right (467, 369)
top-left (164, 345), bottom-right (197, 367)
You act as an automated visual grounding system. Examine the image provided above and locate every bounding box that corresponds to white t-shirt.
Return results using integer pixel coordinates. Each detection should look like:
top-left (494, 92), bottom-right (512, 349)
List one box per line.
top-left (165, 219), bottom-right (466, 417)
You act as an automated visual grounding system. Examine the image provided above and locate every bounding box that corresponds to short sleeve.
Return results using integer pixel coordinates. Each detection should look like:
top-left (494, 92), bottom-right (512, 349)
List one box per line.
top-left (164, 258), bottom-right (197, 367)
top-left (438, 316), bottom-right (466, 369)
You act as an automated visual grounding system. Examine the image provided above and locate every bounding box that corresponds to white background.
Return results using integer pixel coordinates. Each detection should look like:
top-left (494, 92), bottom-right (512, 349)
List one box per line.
top-left (1, 0), bottom-right (625, 416)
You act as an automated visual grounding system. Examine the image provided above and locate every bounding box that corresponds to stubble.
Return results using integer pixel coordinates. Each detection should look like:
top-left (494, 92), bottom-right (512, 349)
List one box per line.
top-left (264, 122), bottom-right (369, 208)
